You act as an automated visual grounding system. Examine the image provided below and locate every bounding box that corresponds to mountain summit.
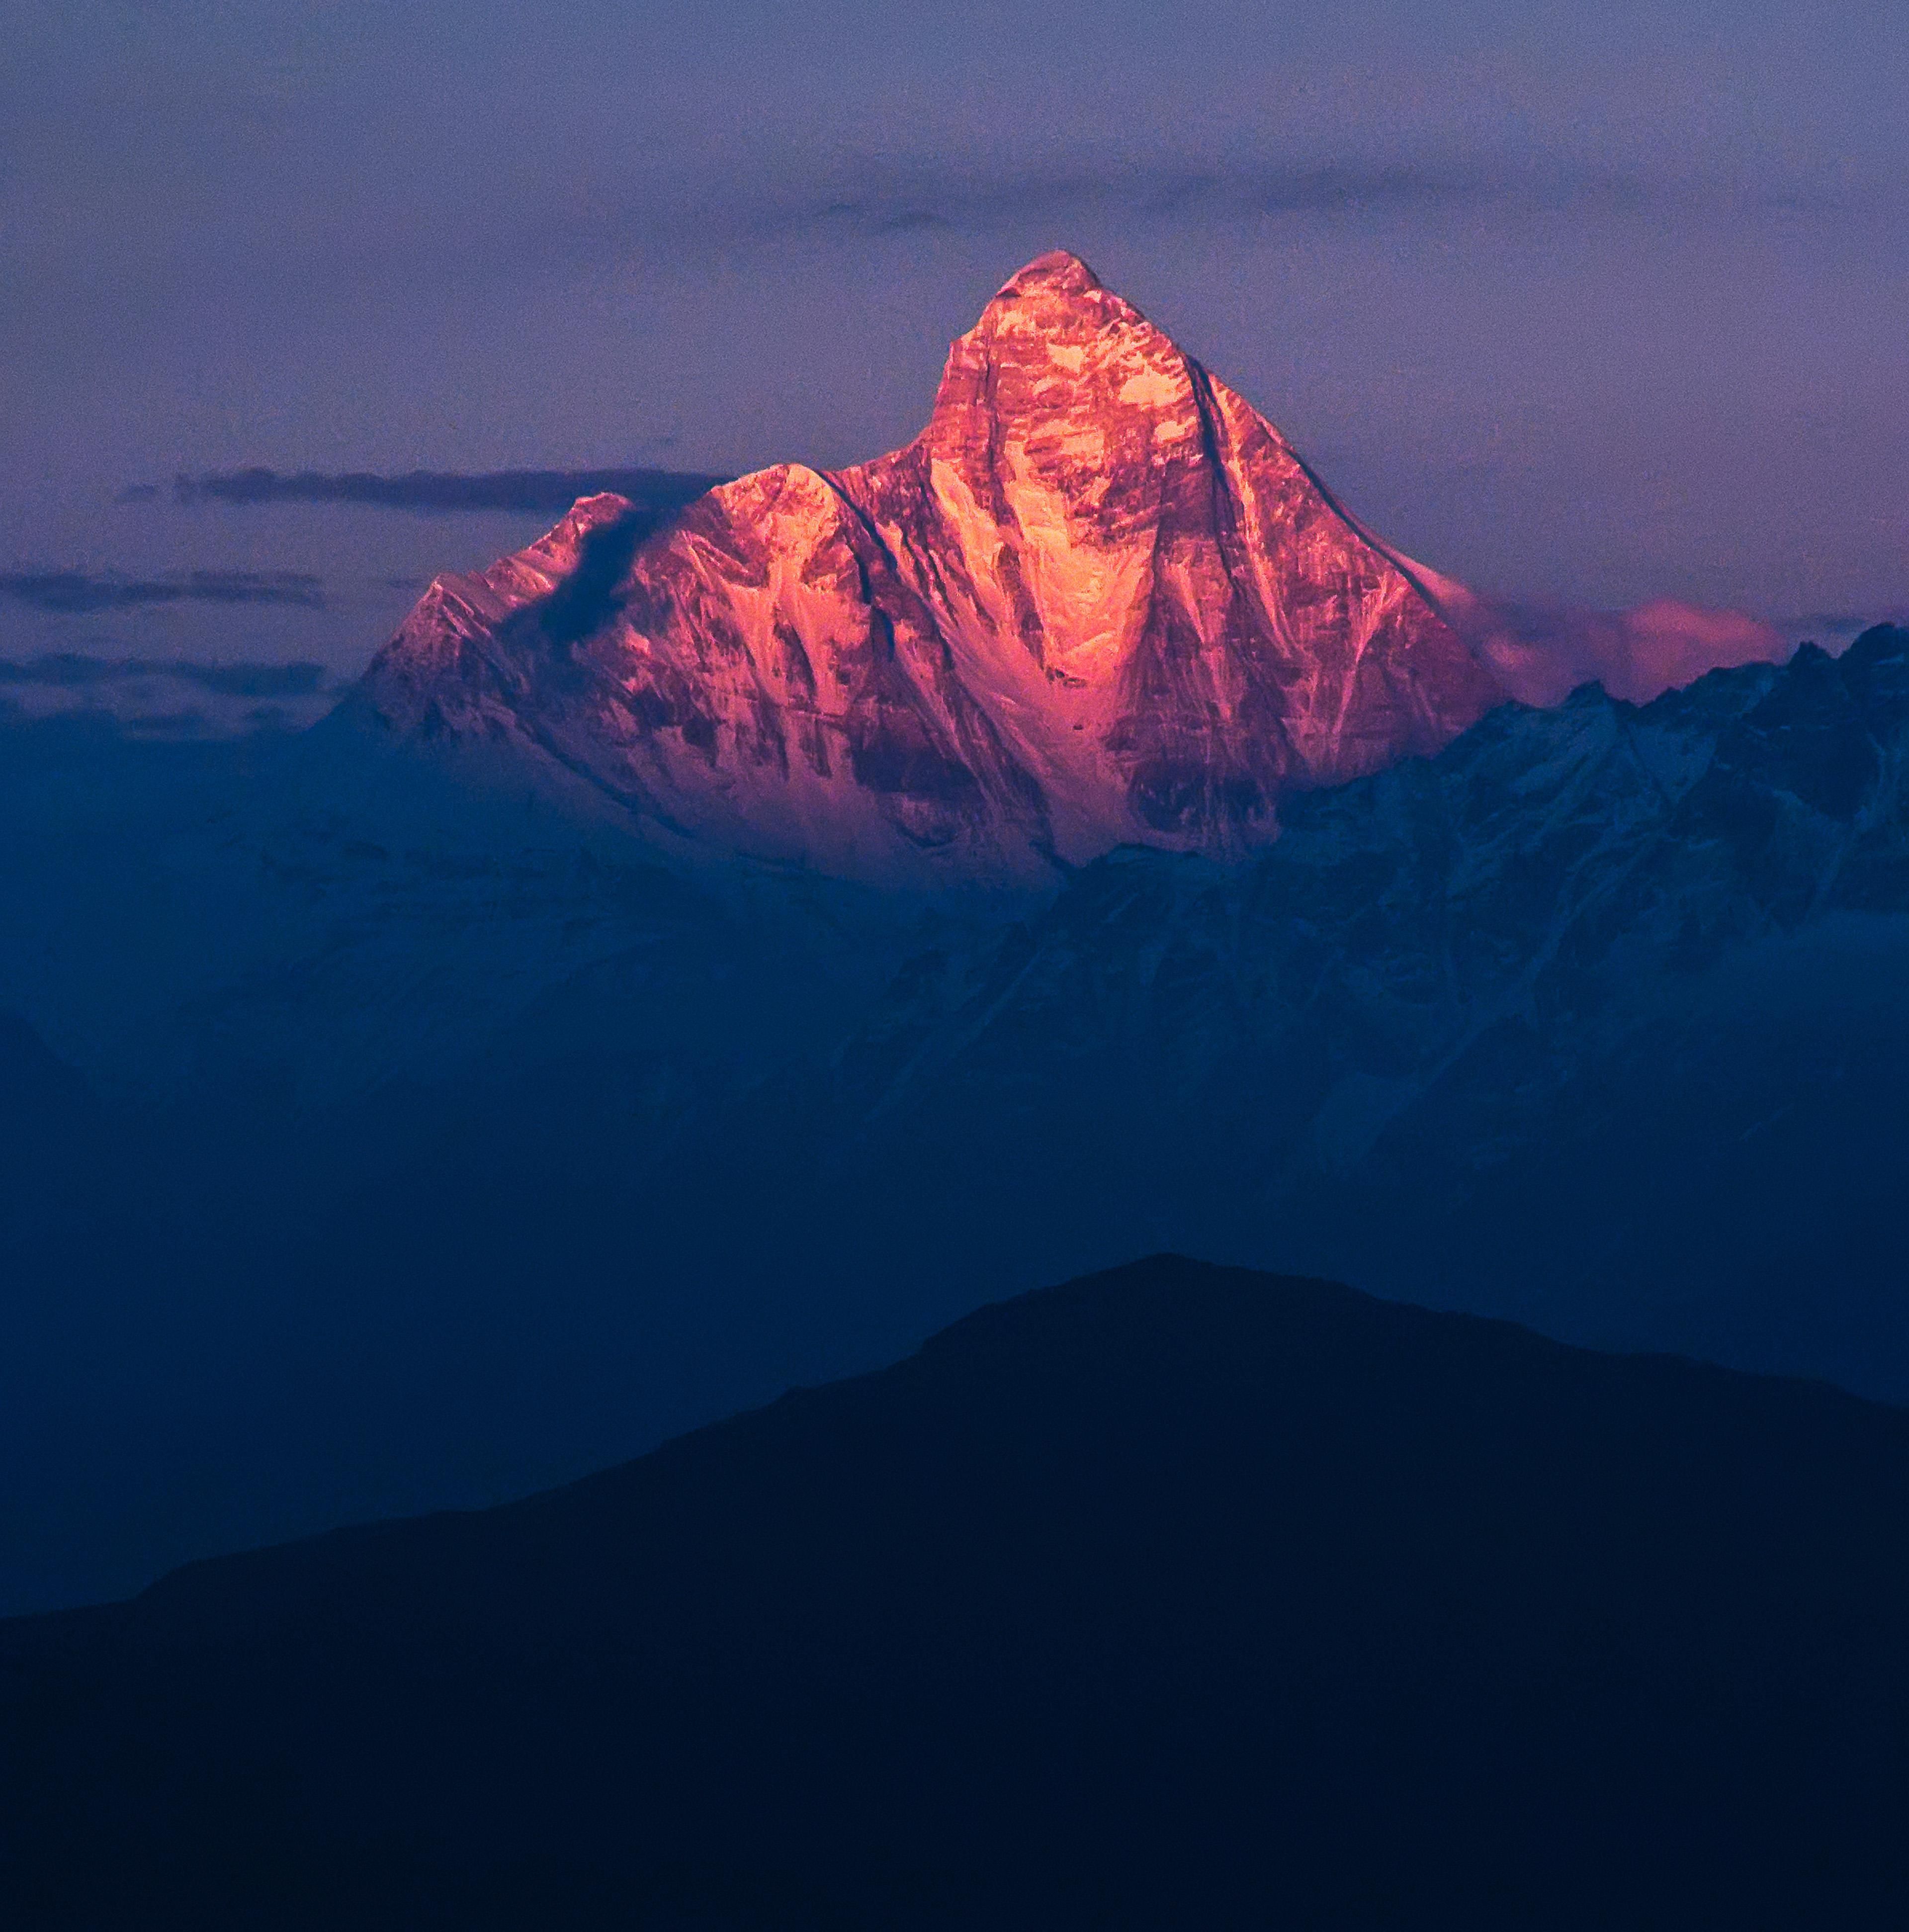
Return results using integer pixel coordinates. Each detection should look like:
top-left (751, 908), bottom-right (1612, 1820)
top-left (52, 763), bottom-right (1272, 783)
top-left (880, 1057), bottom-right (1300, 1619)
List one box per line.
top-left (355, 252), bottom-right (1507, 883)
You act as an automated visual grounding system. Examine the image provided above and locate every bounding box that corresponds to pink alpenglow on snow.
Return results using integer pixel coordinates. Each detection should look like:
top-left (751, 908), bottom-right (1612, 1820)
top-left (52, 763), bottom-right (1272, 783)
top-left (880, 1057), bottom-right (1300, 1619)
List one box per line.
top-left (354, 251), bottom-right (1779, 884)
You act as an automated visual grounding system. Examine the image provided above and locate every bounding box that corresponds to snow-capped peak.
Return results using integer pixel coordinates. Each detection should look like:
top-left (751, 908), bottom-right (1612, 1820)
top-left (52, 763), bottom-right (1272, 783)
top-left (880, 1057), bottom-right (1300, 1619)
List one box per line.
top-left (354, 252), bottom-right (1508, 886)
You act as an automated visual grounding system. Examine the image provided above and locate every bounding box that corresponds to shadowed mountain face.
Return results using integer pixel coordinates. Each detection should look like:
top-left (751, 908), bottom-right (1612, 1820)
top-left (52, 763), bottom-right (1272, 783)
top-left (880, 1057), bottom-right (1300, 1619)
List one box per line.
top-left (353, 253), bottom-right (1506, 883)
top-left (6, 630), bottom-right (1909, 1618)
top-left (4, 1256), bottom-right (1909, 1930)
top-left (816, 623), bottom-right (1909, 1382)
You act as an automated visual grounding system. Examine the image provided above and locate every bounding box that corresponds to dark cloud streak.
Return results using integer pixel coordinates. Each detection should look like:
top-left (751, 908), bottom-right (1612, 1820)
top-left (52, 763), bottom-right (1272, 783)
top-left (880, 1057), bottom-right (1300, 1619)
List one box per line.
top-left (0, 571), bottom-right (324, 613)
top-left (706, 151), bottom-right (1855, 250)
top-left (171, 467), bottom-right (728, 516)
top-left (0, 655), bottom-right (329, 698)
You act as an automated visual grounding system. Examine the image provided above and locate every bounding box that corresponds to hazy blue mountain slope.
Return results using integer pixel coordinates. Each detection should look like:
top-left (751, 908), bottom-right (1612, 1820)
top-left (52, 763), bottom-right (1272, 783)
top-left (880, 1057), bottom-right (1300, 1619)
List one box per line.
top-left (0, 712), bottom-right (951, 1612)
top-left (817, 626), bottom-right (1909, 1387)
top-left (5, 631), bottom-right (1908, 1617)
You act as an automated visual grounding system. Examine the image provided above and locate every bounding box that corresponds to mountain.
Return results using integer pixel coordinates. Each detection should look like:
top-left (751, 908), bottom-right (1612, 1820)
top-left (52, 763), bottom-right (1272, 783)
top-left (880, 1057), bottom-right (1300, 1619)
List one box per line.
top-left (5, 1255), bottom-right (1908, 1930)
top-left (351, 252), bottom-right (1506, 884)
top-left (8, 630), bottom-right (1909, 1617)
top-left (810, 622), bottom-right (1909, 1389)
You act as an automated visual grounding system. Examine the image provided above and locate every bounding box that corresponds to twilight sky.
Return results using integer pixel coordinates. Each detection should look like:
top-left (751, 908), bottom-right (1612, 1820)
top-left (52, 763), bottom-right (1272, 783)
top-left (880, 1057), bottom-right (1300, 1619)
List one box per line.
top-left (4, 0), bottom-right (1905, 716)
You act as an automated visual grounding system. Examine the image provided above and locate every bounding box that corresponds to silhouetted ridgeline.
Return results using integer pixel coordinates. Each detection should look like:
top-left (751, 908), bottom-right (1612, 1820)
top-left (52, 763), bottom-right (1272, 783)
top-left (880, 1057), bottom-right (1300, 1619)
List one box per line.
top-left (3, 1257), bottom-right (1908, 1928)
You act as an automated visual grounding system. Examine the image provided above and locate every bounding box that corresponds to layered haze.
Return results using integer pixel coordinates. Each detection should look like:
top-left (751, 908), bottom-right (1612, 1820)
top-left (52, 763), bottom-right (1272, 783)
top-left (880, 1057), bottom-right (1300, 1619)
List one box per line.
top-left (4, 2), bottom-right (1909, 1628)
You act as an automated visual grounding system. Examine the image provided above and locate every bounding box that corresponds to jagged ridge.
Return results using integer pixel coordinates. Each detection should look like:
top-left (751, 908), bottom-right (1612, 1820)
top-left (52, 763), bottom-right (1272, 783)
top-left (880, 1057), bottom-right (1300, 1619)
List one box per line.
top-left (354, 251), bottom-right (1506, 883)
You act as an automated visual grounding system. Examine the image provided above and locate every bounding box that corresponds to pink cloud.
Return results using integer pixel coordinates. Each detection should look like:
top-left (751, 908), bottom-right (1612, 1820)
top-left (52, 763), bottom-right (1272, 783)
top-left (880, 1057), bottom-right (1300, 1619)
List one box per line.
top-left (1389, 555), bottom-right (1792, 706)
top-left (1470, 596), bottom-right (1790, 705)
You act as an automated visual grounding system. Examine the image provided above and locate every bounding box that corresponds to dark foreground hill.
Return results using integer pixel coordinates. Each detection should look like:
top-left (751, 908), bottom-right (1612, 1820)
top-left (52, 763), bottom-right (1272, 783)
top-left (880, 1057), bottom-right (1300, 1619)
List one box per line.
top-left (4, 1256), bottom-right (1909, 1929)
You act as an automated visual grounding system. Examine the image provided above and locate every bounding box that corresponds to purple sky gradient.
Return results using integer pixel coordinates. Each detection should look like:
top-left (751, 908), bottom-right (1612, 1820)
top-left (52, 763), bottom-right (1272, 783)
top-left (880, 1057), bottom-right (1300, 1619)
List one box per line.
top-left (4, 0), bottom-right (1905, 696)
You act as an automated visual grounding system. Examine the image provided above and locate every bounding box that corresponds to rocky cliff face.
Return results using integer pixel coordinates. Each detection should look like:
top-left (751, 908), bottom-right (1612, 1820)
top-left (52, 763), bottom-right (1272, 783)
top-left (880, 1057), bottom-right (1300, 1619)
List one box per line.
top-left (355, 252), bottom-right (1506, 884)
